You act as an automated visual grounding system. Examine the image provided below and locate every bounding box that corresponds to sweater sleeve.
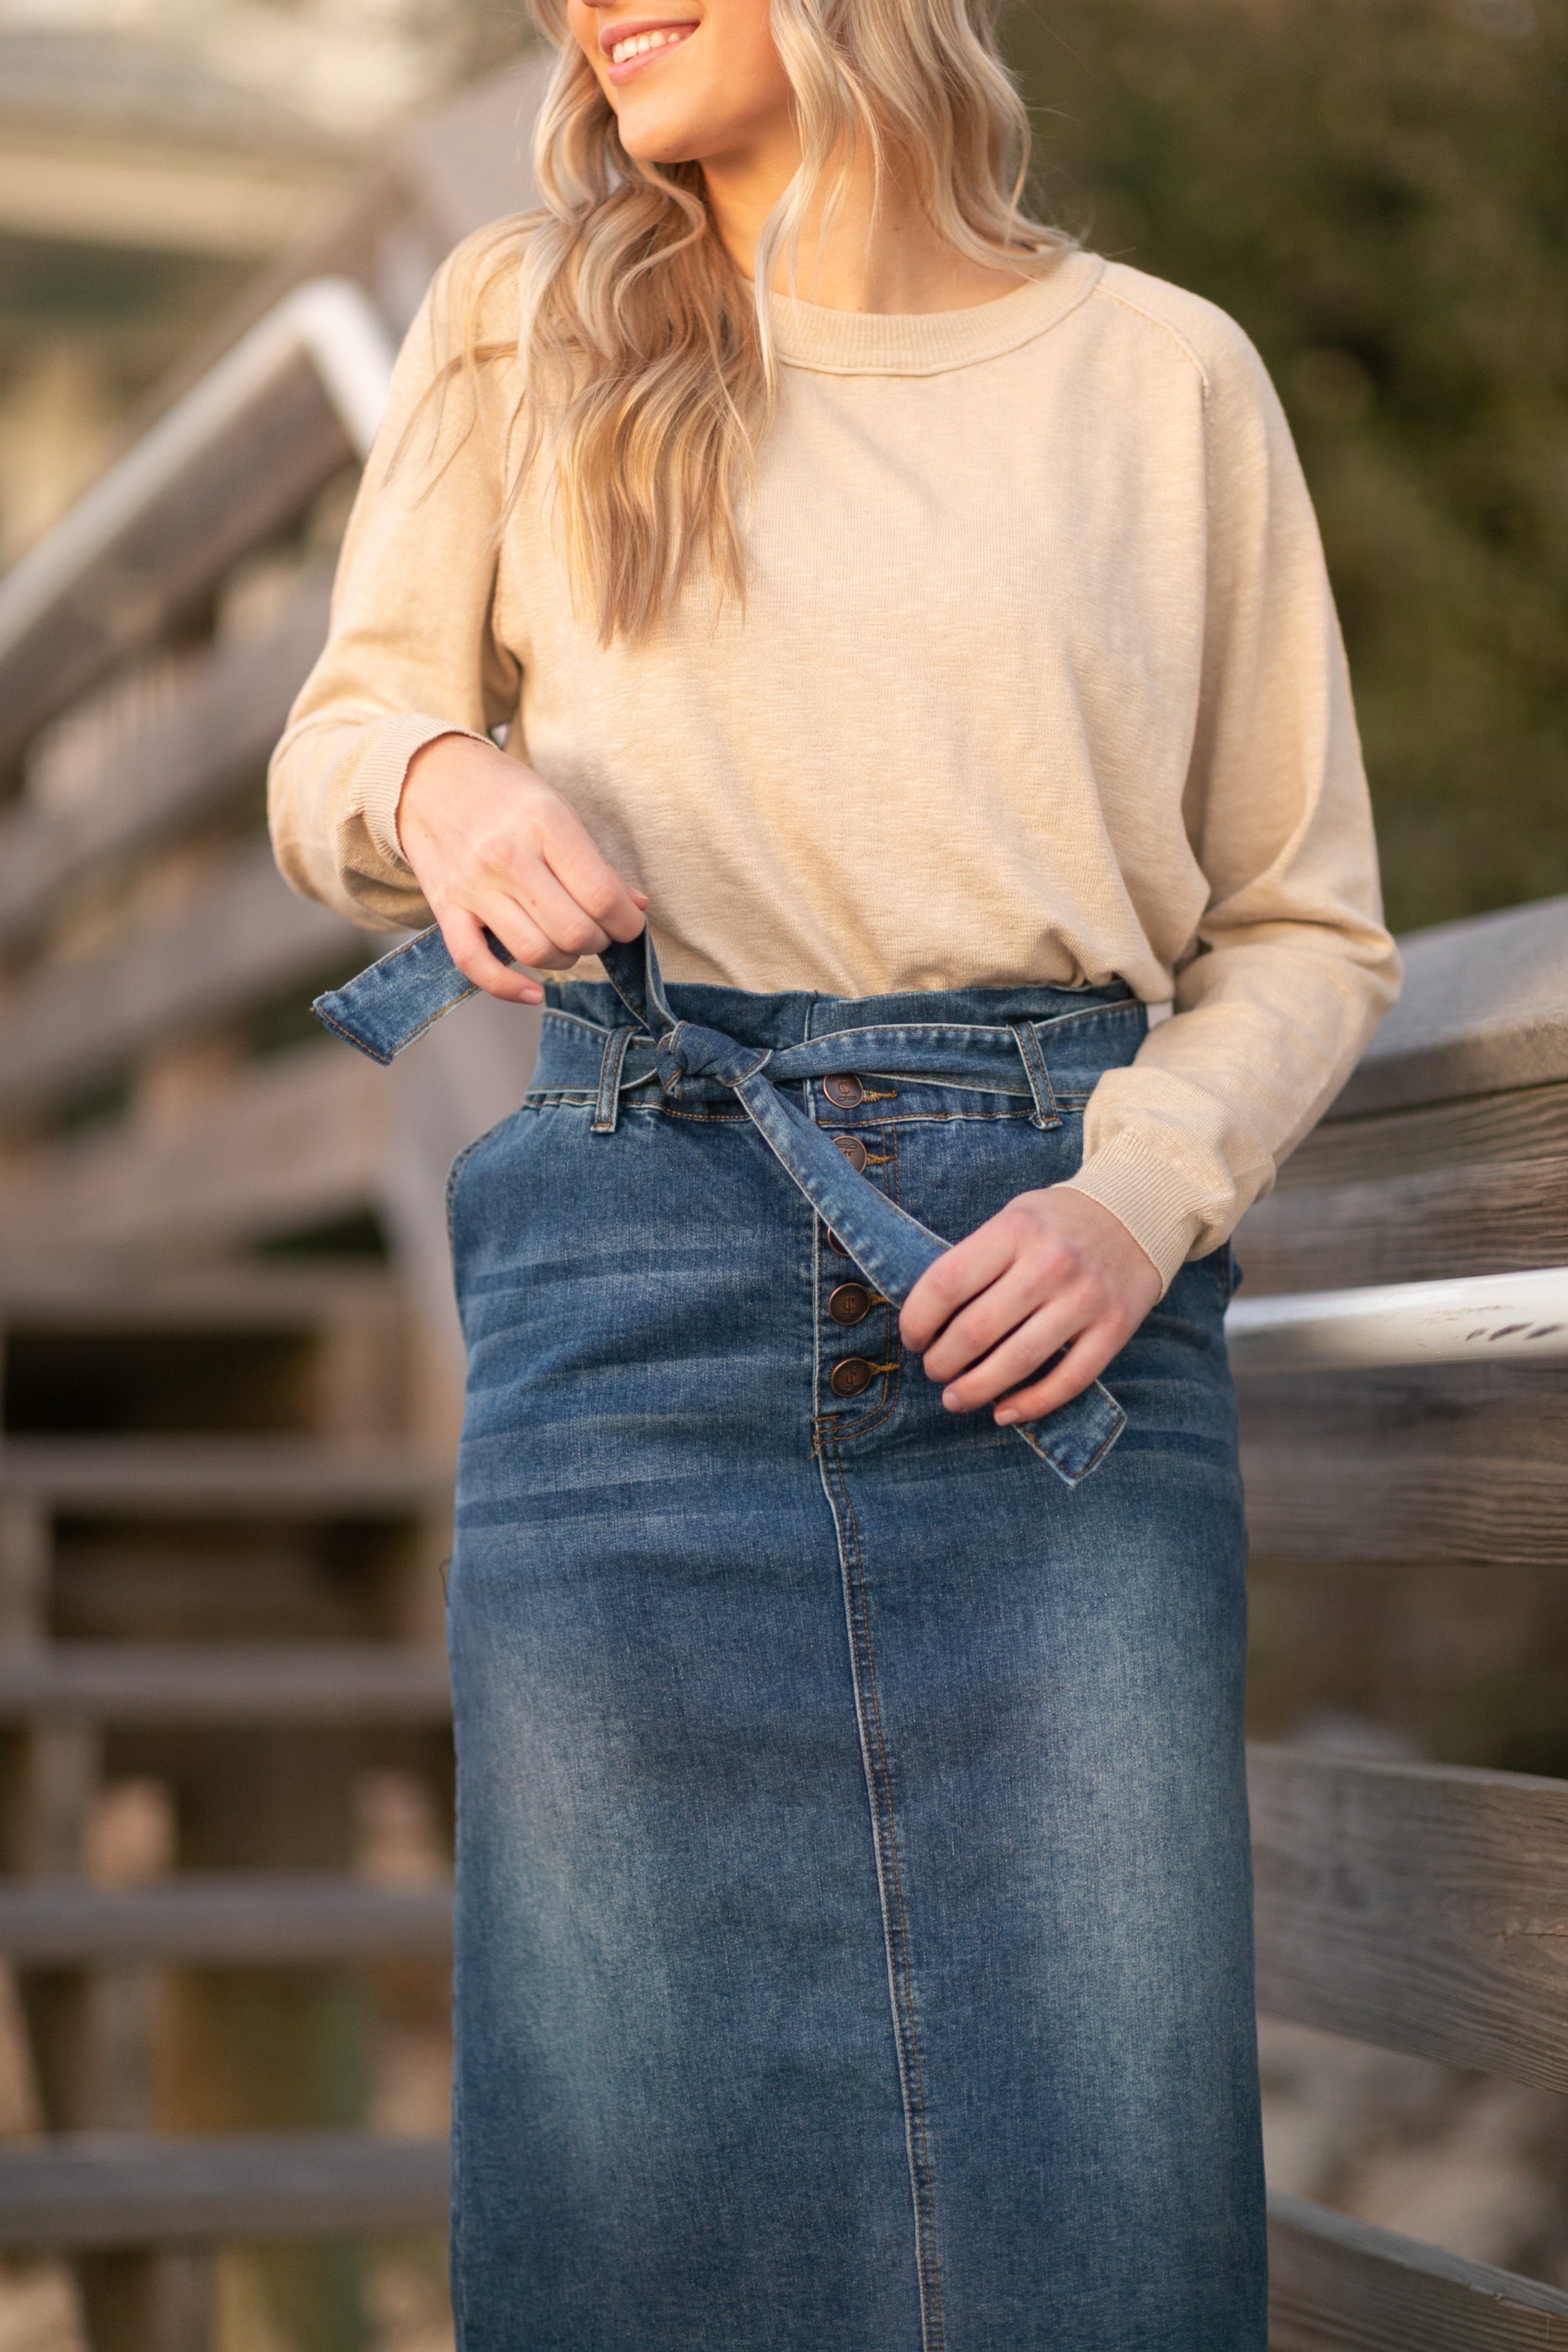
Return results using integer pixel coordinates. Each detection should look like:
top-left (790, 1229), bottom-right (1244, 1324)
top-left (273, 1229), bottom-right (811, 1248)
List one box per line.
top-left (267, 244), bottom-right (522, 931)
top-left (1063, 317), bottom-right (1401, 1289)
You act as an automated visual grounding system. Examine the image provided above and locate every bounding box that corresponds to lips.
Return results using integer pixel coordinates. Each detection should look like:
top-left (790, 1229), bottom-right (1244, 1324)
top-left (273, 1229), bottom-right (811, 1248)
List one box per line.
top-left (600, 16), bottom-right (698, 82)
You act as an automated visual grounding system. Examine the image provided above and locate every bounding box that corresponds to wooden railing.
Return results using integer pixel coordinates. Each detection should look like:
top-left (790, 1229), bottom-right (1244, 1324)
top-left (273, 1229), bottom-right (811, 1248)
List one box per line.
top-left (1232, 891), bottom-right (1568, 2346)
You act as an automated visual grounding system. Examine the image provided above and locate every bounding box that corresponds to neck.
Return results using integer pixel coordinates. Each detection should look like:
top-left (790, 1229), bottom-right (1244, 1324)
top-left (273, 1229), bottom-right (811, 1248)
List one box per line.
top-left (700, 131), bottom-right (1029, 316)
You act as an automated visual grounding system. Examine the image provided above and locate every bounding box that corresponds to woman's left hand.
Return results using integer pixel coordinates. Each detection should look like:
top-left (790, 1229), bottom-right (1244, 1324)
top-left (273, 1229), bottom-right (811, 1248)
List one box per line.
top-left (900, 1188), bottom-right (1163, 1426)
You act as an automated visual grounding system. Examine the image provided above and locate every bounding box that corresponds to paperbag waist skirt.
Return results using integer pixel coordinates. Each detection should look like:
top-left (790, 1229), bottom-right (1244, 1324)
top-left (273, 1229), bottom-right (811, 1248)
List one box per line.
top-left (431, 959), bottom-right (1265, 2352)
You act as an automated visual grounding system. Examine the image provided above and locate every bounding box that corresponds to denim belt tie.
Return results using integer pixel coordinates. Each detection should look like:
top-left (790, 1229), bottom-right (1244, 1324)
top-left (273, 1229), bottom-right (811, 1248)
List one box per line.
top-left (315, 924), bottom-right (1126, 1486)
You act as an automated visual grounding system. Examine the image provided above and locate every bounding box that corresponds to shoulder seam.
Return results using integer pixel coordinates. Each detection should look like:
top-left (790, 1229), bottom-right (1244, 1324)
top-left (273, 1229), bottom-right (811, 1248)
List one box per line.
top-left (1091, 279), bottom-right (1213, 397)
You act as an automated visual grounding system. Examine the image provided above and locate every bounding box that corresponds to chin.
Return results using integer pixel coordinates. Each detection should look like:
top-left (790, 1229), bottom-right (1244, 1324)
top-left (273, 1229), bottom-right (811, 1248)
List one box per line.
top-left (612, 113), bottom-right (705, 166)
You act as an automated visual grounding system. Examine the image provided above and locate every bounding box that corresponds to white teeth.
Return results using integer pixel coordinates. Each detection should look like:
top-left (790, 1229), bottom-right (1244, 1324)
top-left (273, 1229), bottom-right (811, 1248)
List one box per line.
top-left (610, 25), bottom-right (686, 62)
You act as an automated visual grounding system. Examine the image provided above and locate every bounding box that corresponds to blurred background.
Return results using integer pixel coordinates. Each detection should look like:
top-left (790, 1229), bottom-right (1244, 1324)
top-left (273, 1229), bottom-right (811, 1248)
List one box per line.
top-left (0, 0), bottom-right (1561, 2345)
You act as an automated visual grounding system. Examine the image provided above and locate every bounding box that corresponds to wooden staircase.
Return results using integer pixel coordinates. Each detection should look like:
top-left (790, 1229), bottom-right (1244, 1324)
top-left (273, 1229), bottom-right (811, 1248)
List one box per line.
top-left (0, 53), bottom-right (548, 2352)
top-left (0, 1268), bottom-right (458, 2348)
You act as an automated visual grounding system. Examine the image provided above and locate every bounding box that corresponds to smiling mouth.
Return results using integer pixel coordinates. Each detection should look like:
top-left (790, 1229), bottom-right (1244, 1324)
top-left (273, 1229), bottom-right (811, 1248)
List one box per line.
top-left (602, 19), bottom-right (697, 80)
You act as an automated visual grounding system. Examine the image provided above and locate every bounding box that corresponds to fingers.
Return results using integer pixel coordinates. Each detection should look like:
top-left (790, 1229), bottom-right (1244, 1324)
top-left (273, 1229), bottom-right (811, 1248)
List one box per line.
top-left (440, 909), bottom-right (544, 1005)
top-left (915, 1259), bottom-right (1065, 1388)
top-left (934, 1296), bottom-right (1088, 1414)
top-left (898, 1186), bottom-right (1160, 1426)
top-left (993, 1322), bottom-right (1123, 1425)
top-left (900, 1217), bottom-right (1025, 1351)
top-left (402, 741), bottom-right (647, 968)
top-left (534, 799), bottom-right (648, 946)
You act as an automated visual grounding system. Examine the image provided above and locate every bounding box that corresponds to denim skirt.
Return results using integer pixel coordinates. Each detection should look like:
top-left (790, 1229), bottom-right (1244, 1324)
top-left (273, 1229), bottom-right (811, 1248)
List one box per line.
top-left (319, 931), bottom-right (1265, 2351)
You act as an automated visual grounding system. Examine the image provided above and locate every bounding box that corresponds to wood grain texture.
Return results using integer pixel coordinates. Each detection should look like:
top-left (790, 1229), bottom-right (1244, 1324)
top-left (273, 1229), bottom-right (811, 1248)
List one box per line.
top-left (1237, 1156), bottom-right (1568, 1294)
top-left (1331, 897), bottom-right (1568, 1119)
top-left (0, 839), bottom-right (359, 1126)
top-left (1240, 1364), bottom-right (1568, 1563)
top-left (0, 1644), bottom-right (450, 1725)
top-left (1242, 1443), bottom-right (1568, 1564)
top-left (0, 360), bottom-right (347, 773)
top-left (0, 577), bottom-right (330, 952)
top-left (0, 1876), bottom-right (451, 1965)
top-left (1279, 1085), bottom-right (1568, 1193)
top-left (0, 1042), bottom-right (389, 1265)
top-left (0, 2130), bottom-right (447, 2248)
top-left (1268, 2191), bottom-right (1568, 2350)
top-left (1250, 1745), bottom-right (1568, 2090)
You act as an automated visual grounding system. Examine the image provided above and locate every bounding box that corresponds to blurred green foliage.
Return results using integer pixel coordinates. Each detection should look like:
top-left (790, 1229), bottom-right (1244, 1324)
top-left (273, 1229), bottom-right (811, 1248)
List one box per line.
top-left (1004, 0), bottom-right (1568, 931)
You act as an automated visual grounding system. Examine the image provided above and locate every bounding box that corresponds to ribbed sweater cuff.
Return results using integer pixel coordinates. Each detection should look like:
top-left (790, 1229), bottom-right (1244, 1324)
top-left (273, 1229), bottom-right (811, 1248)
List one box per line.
top-left (356, 713), bottom-right (491, 872)
top-left (1063, 1139), bottom-right (1210, 1295)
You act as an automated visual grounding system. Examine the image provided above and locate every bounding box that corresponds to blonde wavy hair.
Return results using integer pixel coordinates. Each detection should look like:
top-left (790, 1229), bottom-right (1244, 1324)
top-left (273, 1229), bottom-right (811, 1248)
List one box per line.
top-left (443, 0), bottom-right (1063, 641)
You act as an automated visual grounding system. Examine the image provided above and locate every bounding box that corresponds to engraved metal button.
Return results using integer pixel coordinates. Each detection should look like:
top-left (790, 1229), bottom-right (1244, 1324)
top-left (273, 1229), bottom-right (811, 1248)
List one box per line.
top-left (828, 1281), bottom-right (873, 1326)
top-left (824, 1229), bottom-right (852, 1257)
top-left (830, 1357), bottom-right (876, 1398)
top-left (833, 1134), bottom-right (868, 1173)
top-left (823, 1074), bottom-right (865, 1109)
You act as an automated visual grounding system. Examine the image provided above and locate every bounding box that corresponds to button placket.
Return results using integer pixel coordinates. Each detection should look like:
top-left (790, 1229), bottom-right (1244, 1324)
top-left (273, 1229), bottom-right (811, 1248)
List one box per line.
top-left (816, 1122), bottom-right (900, 1416)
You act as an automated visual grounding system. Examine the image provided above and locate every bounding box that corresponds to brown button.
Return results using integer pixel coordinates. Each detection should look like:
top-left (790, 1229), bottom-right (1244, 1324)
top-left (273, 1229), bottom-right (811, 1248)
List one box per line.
top-left (830, 1357), bottom-right (877, 1398)
top-left (833, 1134), bottom-right (868, 1173)
top-left (824, 1229), bottom-right (852, 1256)
top-left (828, 1281), bottom-right (873, 1326)
top-left (823, 1074), bottom-right (865, 1109)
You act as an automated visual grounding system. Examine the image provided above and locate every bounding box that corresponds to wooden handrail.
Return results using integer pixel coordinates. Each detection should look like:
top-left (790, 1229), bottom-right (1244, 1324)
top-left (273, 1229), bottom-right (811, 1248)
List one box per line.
top-left (1331, 894), bottom-right (1568, 1117)
top-left (0, 280), bottom-right (394, 771)
top-left (1226, 1263), bottom-right (1568, 1375)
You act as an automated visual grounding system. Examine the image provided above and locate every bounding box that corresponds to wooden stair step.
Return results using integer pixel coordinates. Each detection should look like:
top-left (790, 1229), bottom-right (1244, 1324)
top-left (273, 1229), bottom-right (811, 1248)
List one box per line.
top-left (0, 1874), bottom-right (452, 1966)
top-left (0, 1261), bottom-right (400, 1337)
top-left (0, 2132), bottom-right (448, 2249)
top-left (0, 1644), bottom-right (450, 1725)
top-left (0, 1438), bottom-right (450, 1516)
top-left (0, 839), bottom-right (358, 1127)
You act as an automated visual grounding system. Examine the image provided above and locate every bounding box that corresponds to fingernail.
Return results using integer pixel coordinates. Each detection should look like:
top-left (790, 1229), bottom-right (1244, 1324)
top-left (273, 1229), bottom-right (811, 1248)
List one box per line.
top-left (994, 1408), bottom-right (1017, 1426)
top-left (941, 1388), bottom-right (961, 1410)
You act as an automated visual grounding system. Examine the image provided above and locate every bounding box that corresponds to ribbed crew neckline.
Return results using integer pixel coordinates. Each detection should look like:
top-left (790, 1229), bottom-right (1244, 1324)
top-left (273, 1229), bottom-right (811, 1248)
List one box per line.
top-left (767, 246), bottom-right (1103, 377)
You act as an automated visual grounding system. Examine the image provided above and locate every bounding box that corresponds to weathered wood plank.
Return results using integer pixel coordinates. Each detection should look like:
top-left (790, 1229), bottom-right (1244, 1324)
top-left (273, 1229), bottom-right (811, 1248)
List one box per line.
top-left (0, 359), bottom-right (348, 774)
top-left (1238, 1156), bottom-right (1568, 1295)
top-left (0, 1877), bottom-right (451, 1965)
top-left (1268, 2191), bottom-right (1568, 2350)
top-left (0, 1644), bottom-right (449, 1726)
top-left (1242, 1442), bottom-right (1568, 1565)
top-left (0, 1043), bottom-right (389, 1266)
top-left (1250, 1745), bottom-right (1568, 2091)
top-left (1279, 1084), bottom-right (1568, 1194)
top-left (1239, 1364), bottom-right (1568, 1563)
top-left (0, 840), bottom-right (360, 1126)
top-left (0, 1437), bottom-right (449, 1514)
top-left (0, 2130), bottom-right (447, 2249)
top-left (0, 577), bottom-right (330, 952)
top-left (1331, 896), bottom-right (1568, 1119)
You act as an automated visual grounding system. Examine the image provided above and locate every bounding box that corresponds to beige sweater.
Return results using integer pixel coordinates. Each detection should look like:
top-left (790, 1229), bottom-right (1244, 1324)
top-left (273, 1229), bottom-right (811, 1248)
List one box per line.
top-left (270, 239), bottom-right (1400, 1289)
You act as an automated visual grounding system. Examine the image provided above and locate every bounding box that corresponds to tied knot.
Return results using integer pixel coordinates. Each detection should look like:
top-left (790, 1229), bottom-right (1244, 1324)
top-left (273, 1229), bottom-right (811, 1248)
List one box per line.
top-left (655, 1021), bottom-right (773, 1096)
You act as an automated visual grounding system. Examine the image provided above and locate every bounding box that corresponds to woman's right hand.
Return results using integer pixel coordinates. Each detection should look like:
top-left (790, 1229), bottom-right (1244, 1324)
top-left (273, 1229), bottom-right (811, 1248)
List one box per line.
top-left (397, 733), bottom-right (648, 1006)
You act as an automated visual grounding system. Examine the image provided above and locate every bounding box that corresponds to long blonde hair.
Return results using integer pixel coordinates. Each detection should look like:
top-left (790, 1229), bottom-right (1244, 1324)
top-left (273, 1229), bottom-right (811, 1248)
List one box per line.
top-left (447, 0), bottom-right (1063, 641)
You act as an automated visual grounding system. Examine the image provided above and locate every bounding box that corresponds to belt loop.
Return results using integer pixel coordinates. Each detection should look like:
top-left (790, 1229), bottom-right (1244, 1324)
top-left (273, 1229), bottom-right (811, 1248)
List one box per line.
top-left (591, 1025), bottom-right (637, 1135)
top-left (1009, 1021), bottom-right (1060, 1132)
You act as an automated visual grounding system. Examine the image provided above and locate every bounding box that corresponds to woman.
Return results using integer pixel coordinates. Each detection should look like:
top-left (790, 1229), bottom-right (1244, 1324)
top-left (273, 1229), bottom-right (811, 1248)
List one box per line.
top-left (270, 0), bottom-right (1399, 2341)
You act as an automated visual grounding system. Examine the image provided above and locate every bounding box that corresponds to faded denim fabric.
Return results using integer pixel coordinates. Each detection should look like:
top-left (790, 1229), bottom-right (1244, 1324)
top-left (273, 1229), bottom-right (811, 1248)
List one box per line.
top-left (319, 934), bottom-right (1265, 2352)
